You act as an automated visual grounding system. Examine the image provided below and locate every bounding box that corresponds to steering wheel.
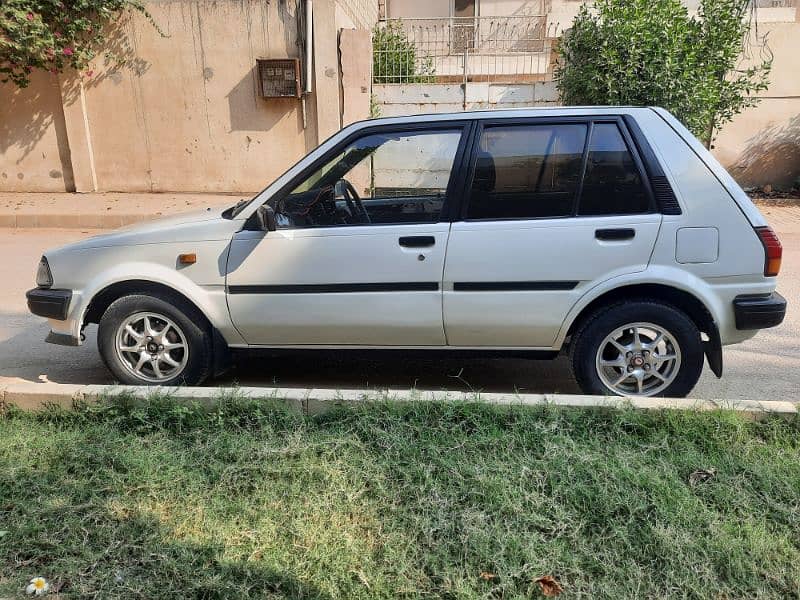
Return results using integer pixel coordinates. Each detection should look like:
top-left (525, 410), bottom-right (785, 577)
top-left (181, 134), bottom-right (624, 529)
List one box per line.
top-left (340, 179), bottom-right (371, 224)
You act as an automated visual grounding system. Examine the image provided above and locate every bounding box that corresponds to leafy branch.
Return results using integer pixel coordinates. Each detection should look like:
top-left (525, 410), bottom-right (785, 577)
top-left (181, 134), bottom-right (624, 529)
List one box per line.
top-left (554, 0), bottom-right (771, 146)
top-left (1, 0), bottom-right (162, 88)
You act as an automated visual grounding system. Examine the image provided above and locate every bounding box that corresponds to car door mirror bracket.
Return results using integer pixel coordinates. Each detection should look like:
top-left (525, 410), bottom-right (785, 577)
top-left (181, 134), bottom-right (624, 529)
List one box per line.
top-left (245, 204), bottom-right (278, 232)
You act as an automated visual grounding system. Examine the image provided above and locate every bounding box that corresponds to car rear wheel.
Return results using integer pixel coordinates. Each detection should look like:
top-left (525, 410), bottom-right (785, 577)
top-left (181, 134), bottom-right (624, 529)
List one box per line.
top-left (570, 300), bottom-right (704, 398)
top-left (98, 294), bottom-right (213, 386)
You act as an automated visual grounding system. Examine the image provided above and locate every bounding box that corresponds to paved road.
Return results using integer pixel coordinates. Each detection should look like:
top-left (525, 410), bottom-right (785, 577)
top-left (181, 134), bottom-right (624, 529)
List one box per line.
top-left (1, 206), bottom-right (798, 400)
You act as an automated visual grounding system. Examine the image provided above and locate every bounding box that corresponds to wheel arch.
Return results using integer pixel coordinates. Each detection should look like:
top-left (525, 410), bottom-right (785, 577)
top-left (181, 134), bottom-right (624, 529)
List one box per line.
top-left (566, 283), bottom-right (714, 337)
top-left (563, 282), bottom-right (722, 377)
top-left (83, 279), bottom-right (232, 377)
top-left (84, 279), bottom-right (209, 327)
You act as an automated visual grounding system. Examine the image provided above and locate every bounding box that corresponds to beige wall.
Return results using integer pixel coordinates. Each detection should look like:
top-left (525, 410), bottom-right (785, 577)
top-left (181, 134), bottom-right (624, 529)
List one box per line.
top-left (1, 71), bottom-right (74, 192)
top-left (479, 0), bottom-right (548, 17)
top-left (713, 21), bottom-right (800, 189)
top-left (385, 0), bottom-right (551, 19)
top-left (338, 0), bottom-right (380, 29)
top-left (340, 29), bottom-right (374, 126)
top-left (387, 0), bottom-right (450, 19)
top-left (0, 0), bottom-right (375, 193)
top-left (81, 0), bottom-right (313, 193)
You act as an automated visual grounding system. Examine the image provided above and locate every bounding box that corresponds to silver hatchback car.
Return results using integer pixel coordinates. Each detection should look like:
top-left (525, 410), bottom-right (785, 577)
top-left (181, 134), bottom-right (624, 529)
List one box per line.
top-left (27, 107), bottom-right (785, 397)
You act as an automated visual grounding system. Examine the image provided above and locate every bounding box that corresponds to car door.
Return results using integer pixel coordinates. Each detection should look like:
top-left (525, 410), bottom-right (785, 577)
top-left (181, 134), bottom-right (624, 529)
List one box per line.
top-left (443, 118), bottom-right (663, 347)
top-left (226, 123), bottom-right (470, 346)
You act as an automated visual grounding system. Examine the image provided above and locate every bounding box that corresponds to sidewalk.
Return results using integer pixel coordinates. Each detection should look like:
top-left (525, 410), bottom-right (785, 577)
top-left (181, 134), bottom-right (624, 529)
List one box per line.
top-left (0, 192), bottom-right (245, 229)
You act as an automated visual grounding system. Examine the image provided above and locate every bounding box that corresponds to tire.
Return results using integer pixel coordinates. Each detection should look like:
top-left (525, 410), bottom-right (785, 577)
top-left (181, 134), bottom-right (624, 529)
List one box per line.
top-left (97, 293), bottom-right (213, 386)
top-left (570, 300), bottom-right (704, 398)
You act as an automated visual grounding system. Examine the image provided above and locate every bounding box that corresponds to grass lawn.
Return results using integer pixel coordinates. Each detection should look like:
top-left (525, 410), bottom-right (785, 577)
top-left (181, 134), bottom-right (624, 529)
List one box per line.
top-left (1, 397), bottom-right (799, 599)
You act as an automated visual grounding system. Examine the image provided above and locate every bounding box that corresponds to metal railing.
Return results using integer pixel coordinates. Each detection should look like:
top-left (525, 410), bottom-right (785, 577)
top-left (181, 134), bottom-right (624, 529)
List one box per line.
top-left (753, 0), bottom-right (795, 6)
top-left (373, 16), bottom-right (559, 84)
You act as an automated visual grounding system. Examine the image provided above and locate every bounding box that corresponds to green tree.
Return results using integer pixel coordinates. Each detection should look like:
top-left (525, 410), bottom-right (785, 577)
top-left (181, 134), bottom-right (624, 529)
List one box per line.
top-left (1, 0), bottom-right (159, 88)
top-left (554, 0), bottom-right (771, 146)
top-left (372, 20), bottom-right (434, 84)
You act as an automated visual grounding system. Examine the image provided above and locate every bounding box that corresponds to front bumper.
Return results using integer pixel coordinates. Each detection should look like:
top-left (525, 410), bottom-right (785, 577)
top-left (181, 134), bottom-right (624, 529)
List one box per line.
top-left (733, 292), bottom-right (786, 330)
top-left (26, 288), bottom-right (72, 320)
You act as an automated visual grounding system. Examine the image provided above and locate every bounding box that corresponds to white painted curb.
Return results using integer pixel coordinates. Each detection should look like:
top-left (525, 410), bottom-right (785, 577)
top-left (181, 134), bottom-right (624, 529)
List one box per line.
top-left (0, 382), bottom-right (796, 419)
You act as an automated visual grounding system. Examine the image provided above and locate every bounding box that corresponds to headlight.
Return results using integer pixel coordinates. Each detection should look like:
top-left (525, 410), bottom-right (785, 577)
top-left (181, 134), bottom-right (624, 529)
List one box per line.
top-left (36, 256), bottom-right (53, 288)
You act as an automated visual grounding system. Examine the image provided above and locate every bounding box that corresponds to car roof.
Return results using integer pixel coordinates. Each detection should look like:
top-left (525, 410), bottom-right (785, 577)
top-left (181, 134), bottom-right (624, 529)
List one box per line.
top-left (351, 106), bottom-right (658, 130)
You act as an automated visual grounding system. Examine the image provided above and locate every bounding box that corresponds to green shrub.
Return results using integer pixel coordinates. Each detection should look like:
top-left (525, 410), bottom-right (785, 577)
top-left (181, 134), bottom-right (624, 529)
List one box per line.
top-left (372, 20), bottom-right (434, 84)
top-left (554, 0), bottom-right (771, 146)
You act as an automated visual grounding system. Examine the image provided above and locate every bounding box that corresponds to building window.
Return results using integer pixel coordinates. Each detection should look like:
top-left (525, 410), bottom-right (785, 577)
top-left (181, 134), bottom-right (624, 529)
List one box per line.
top-left (454, 0), bottom-right (476, 18)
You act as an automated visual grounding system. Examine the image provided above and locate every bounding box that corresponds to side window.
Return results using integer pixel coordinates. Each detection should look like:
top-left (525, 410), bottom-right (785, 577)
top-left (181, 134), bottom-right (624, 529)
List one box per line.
top-left (466, 124), bottom-right (587, 220)
top-left (273, 129), bottom-right (462, 228)
top-left (578, 123), bottom-right (650, 216)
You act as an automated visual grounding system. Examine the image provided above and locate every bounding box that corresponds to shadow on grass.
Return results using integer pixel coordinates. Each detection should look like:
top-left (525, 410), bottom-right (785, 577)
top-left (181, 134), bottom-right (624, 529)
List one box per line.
top-left (0, 416), bottom-right (334, 597)
top-left (7, 511), bottom-right (332, 599)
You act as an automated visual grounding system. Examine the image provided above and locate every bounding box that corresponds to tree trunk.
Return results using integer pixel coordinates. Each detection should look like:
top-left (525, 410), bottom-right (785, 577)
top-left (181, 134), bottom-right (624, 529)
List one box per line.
top-left (704, 115), bottom-right (716, 150)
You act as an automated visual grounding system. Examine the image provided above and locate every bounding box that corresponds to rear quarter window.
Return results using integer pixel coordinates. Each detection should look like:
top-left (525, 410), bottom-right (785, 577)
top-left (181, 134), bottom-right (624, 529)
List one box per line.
top-left (578, 123), bottom-right (651, 216)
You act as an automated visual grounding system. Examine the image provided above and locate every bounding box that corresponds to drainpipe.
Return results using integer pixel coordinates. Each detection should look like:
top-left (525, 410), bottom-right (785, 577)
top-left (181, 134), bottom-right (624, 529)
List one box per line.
top-left (305, 0), bottom-right (313, 94)
top-left (300, 0), bottom-right (313, 130)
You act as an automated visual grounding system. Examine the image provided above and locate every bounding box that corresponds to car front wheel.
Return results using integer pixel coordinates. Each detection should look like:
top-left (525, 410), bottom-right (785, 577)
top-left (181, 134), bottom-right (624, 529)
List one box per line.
top-left (97, 293), bottom-right (213, 386)
top-left (570, 300), bottom-right (704, 398)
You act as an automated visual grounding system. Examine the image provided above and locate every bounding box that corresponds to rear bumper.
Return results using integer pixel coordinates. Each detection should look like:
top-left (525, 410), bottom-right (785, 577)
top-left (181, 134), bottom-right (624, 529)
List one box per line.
top-left (26, 288), bottom-right (72, 321)
top-left (733, 292), bottom-right (786, 330)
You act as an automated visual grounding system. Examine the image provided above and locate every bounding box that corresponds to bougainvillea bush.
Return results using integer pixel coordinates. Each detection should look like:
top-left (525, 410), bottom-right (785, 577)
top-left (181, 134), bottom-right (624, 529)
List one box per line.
top-left (0, 0), bottom-right (155, 87)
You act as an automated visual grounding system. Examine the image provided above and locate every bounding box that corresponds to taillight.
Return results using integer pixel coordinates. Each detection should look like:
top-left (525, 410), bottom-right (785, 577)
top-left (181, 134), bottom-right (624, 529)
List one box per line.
top-left (755, 226), bottom-right (782, 277)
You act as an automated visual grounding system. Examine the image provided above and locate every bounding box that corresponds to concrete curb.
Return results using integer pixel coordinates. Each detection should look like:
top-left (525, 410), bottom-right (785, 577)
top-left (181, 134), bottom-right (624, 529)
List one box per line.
top-left (0, 382), bottom-right (796, 419)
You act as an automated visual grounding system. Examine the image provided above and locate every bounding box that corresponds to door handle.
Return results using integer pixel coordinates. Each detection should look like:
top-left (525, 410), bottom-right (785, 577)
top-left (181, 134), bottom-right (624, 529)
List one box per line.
top-left (399, 236), bottom-right (435, 248)
top-left (595, 228), bottom-right (635, 241)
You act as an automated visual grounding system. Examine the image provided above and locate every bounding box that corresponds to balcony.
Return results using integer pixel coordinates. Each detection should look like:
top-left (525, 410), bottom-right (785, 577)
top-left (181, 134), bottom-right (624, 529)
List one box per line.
top-left (373, 16), bottom-right (560, 84)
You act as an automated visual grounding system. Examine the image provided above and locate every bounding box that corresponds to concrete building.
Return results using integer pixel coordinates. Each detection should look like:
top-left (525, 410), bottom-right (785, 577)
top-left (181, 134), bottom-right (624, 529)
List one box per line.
top-left (1, 0), bottom-right (377, 193)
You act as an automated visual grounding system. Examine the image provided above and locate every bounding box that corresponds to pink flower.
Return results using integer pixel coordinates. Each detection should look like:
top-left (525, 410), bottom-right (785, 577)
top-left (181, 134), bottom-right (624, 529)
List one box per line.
top-left (26, 12), bottom-right (34, 20)
top-left (63, 47), bottom-right (73, 56)
top-left (85, 70), bottom-right (93, 78)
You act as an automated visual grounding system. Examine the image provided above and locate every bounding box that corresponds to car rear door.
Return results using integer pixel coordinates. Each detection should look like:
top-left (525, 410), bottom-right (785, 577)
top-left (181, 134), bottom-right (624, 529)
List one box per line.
top-left (226, 122), bottom-right (471, 346)
top-left (442, 117), bottom-right (663, 347)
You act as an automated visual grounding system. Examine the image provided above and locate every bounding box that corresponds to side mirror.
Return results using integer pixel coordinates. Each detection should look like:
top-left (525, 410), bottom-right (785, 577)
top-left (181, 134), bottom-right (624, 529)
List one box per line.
top-left (255, 205), bottom-right (277, 232)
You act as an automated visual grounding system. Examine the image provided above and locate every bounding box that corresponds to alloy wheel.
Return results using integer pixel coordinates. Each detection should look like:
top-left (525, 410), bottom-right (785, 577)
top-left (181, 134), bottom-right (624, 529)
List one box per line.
top-left (114, 312), bottom-right (189, 383)
top-left (595, 322), bottom-right (682, 396)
